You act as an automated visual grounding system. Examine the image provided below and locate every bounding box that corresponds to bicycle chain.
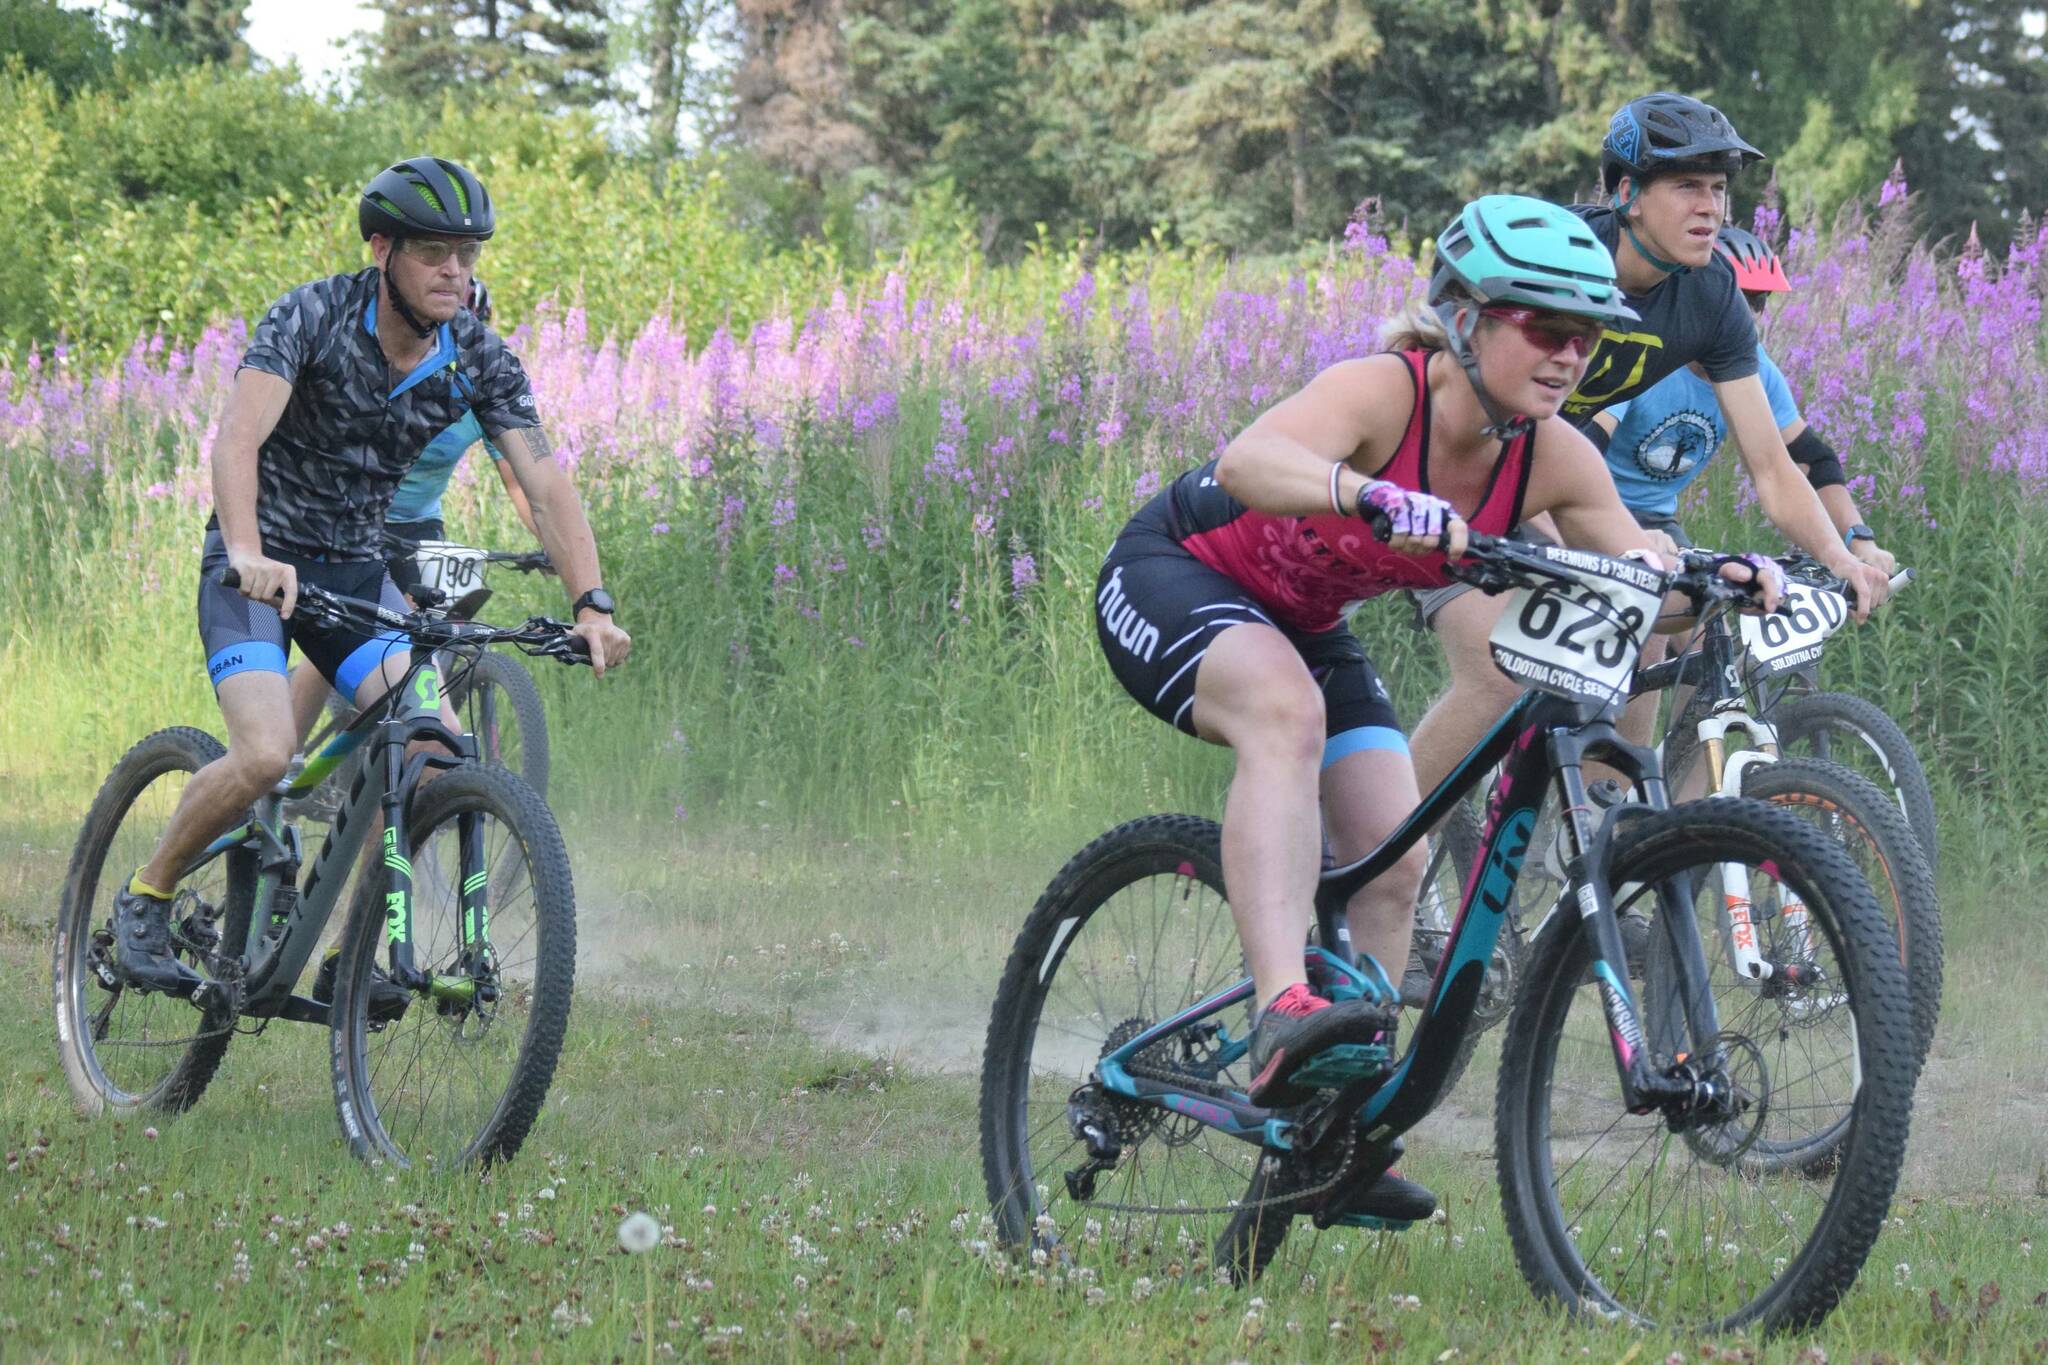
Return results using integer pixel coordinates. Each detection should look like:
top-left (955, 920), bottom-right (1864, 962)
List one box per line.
top-left (85, 924), bottom-right (246, 1049)
top-left (1075, 1052), bottom-right (1368, 1216)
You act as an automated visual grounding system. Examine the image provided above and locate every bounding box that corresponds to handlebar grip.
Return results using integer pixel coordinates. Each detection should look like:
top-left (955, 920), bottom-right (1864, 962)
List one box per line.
top-left (220, 567), bottom-right (242, 591)
top-left (564, 633), bottom-right (592, 658)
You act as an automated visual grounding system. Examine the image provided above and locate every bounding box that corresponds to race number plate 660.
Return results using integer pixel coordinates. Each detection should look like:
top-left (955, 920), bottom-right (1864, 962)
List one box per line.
top-left (1487, 547), bottom-right (1664, 702)
top-left (1739, 581), bottom-right (1848, 675)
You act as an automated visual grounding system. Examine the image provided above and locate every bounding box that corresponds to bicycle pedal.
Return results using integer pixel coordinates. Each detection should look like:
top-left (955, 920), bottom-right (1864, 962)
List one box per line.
top-left (1331, 1213), bottom-right (1413, 1231)
top-left (1290, 1043), bottom-right (1389, 1090)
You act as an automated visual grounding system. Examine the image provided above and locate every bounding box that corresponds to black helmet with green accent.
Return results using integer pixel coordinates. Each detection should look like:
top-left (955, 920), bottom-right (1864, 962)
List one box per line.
top-left (358, 157), bottom-right (495, 242)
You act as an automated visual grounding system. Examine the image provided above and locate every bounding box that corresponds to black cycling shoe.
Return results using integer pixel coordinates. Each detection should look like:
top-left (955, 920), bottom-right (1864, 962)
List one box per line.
top-left (112, 887), bottom-right (202, 994)
top-left (312, 949), bottom-right (413, 1022)
top-left (1332, 1169), bottom-right (1438, 1227)
top-left (1246, 984), bottom-right (1392, 1107)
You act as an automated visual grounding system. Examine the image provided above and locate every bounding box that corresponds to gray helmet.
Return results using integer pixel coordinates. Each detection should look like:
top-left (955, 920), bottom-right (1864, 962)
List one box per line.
top-left (359, 157), bottom-right (495, 241)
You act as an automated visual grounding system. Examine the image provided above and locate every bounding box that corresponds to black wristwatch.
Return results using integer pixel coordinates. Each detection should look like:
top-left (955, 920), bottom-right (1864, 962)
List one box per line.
top-left (1843, 524), bottom-right (1877, 546)
top-left (572, 587), bottom-right (616, 617)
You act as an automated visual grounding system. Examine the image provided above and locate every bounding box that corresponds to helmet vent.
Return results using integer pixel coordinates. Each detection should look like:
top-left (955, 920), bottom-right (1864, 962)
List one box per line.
top-left (412, 184), bottom-right (445, 213)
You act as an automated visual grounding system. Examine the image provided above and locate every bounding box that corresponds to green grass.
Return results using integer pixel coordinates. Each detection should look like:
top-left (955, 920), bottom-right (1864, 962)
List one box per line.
top-left (5, 817), bottom-right (2047, 1361)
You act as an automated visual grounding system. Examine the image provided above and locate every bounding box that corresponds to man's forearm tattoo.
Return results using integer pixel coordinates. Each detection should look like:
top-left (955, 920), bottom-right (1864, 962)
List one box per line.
top-left (519, 424), bottom-right (556, 465)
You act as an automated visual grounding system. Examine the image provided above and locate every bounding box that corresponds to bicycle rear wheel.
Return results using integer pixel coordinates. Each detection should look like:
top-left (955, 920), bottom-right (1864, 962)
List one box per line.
top-left (329, 765), bottom-right (575, 1168)
top-left (53, 728), bottom-right (254, 1116)
top-left (980, 816), bottom-right (1280, 1279)
top-left (1495, 799), bottom-right (1915, 1332)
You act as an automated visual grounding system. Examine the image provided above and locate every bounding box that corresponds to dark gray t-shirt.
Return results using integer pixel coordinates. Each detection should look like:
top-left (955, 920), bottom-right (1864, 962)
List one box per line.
top-left (233, 268), bottom-right (540, 560)
top-left (1560, 205), bottom-right (1760, 427)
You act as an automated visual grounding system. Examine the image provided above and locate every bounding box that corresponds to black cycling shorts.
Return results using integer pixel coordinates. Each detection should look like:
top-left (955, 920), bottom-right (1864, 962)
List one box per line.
top-left (1095, 525), bottom-right (1405, 763)
top-left (196, 527), bottom-right (413, 698)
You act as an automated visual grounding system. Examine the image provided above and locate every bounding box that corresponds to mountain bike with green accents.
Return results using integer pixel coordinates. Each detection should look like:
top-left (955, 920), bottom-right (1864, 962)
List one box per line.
top-left (54, 574), bottom-right (588, 1169)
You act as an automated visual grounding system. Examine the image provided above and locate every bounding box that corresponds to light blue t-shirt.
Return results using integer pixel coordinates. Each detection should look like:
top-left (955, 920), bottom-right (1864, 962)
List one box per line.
top-left (1602, 346), bottom-right (1802, 517)
top-left (387, 410), bottom-right (501, 524)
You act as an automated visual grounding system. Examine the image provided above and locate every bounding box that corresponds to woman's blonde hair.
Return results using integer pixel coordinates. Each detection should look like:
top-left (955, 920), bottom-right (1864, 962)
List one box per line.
top-left (1377, 283), bottom-right (1482, 352)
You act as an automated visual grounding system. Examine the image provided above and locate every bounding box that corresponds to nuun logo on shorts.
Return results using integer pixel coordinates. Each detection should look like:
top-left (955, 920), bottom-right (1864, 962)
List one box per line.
top-left (1097, 566), bottom-right (1160, 662)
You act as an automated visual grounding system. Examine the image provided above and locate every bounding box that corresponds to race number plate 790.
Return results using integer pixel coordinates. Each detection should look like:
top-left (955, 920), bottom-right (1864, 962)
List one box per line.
top-left (413, 541), bottom-right (487, 598)
top-left (1738, 581), bottom-right (1848, 675)
top-left (1487, 547), bottom-right (1664, 702)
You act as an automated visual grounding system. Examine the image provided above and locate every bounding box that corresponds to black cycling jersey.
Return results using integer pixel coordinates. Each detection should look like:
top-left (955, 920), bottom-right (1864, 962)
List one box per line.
top-left (1561, 205), bottom-right (1759, 426)
top-left (234, 267), bottom-right (539, 561)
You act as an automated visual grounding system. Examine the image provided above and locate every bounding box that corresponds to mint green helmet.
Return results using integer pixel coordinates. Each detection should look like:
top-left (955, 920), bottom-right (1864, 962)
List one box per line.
top-left (1429, 195), bottom-right (1639, 325)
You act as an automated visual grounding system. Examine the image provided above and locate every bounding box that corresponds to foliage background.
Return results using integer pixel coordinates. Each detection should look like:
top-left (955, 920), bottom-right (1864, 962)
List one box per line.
top-left (2, 0), bottom-right (2046, 864)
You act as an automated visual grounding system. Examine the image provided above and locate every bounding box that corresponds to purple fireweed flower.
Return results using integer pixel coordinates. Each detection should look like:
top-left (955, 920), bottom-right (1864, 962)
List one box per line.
top-left (1011, 553), bottom-right (1038, 595)
top-left (773, 563), bottom-right (798, 586)
top-left (770, 497), bottom-right (797, 528)
top-left (1878, 160), bottom-right (1909, 209)
top-left (1132, 470), bottom-right (1161, 503)
top-left (652, 521), bottom-right (672, 535)
top-left (1060, 272), bottom-right (1096, 329)
top-left (861, 524), bottom-right (888, 551)
top-left (972, 511), bottom-right (996, 539)
top-left (716, 494), bottom-right (746, 554)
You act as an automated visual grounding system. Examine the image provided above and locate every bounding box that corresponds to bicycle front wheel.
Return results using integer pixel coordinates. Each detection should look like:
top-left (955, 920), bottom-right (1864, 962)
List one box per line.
top-left (329, 765), bottom-right (575, 1168)
top-left (453, 651), bottom-right (551, 797)
top-left (1771, 691), bottom-right (1938, 878)
top-left (53, 728), bottom-right (254, 1116)
top-left (1734, 757), bottom-right (1940, 1070)
top-left (1495, 798), bottom-right (1915, 1333)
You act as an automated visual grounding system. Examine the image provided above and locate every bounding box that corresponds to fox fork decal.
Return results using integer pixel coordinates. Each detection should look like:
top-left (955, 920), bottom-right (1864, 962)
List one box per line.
top-left (458, 810), bottom-right (488, 951)
top-left (382, 825), bottom-right (413, 947)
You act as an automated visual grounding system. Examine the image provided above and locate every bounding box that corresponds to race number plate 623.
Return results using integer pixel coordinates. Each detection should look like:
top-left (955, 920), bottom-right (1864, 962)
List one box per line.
top-left (1739, 581), bottom-right (1848, 675)
top-left (1487, 547), bottom-right (1664, 702)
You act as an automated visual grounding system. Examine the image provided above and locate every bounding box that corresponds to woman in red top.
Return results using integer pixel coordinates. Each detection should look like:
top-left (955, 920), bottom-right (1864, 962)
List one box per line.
top-left (1095, 195), bottom-right (1780, 1220)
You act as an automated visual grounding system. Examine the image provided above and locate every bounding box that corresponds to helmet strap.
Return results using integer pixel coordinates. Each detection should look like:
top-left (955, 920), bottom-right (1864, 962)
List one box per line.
top-left (1436, 302), bottom-right (1535, 443)
top-left (377, 242), bottom-right (438, 341)
top-left (1614, 183), bottom-right (1688, 277)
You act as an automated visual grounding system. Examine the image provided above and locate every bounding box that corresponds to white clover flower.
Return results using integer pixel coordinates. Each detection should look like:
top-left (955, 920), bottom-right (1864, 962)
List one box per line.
top-left (618, 1212), bottom-right (662, 1254)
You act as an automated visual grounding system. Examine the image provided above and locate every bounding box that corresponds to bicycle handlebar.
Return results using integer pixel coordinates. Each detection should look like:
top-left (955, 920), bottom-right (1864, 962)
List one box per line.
top-left (480, 550), bottom-right (555, 574)
top-left (1768, 552), bottom-right (1914, 609)
top-left (217, 568), bottom-right (591, 663)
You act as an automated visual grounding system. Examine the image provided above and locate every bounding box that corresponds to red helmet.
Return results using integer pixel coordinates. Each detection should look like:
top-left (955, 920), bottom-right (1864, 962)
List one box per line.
top-left (1716, 226), bottom-right (1790, 292)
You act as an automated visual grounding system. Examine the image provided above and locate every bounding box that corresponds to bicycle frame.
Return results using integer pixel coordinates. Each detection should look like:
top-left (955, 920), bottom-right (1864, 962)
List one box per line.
top-left (180, 644), bottom-right (474, 1021)
top-left (1093, 684), bottom-right (1726, 1178)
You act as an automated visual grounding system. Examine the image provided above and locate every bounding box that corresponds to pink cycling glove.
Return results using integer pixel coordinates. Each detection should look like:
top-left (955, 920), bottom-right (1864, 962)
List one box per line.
top-left (1356, 478), bottom-right (1455, 541)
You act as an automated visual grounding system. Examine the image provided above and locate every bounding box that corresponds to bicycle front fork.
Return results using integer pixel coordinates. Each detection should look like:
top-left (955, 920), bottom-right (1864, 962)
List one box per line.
top-left (1554, 760), bottom-right (1726, 1115)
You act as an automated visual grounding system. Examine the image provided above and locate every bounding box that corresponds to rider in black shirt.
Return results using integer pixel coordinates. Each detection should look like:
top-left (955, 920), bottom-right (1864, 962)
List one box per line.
top-left (114, 157), bottom-right (632, 992)
top-left (1405, 94), bottom-right (1893, 800)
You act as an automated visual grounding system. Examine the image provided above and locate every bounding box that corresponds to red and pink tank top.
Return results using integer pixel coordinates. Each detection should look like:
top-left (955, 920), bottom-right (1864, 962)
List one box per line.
top-left (1166, 349), bottom-right (1534, 633)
